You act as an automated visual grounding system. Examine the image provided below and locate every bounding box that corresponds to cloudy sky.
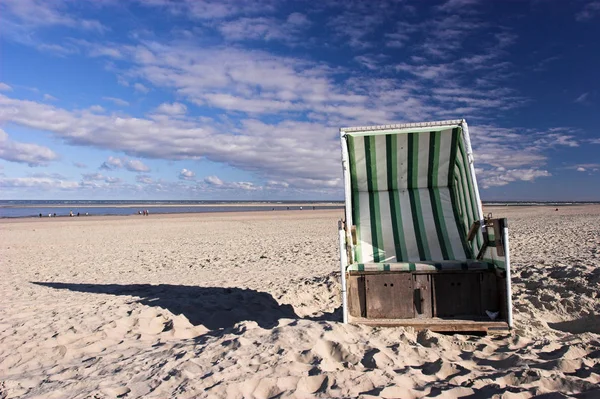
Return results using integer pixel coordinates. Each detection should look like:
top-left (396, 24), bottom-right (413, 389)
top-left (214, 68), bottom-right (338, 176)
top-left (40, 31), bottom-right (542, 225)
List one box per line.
top-left (1, 0), bottom-right (599, 201)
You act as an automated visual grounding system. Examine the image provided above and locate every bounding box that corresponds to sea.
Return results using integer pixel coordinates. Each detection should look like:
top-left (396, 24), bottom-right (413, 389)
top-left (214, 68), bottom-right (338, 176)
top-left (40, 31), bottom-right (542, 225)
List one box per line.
top-left (0, 200), bottom-right (344, 218)
top-left (1, 200), bottom-right (598, 219)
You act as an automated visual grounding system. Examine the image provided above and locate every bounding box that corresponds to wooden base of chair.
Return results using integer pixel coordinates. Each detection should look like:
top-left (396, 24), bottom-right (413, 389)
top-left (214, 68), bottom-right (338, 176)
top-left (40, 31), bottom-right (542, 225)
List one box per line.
top-left (346, 270), bottom-right (509, 334)
top-left (348, 316), bottom-right (510, 334)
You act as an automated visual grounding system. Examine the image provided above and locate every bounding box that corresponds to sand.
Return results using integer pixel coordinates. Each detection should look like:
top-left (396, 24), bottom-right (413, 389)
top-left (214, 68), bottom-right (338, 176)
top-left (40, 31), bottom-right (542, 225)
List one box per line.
top-left (0, 207), bottom-right (598, 398)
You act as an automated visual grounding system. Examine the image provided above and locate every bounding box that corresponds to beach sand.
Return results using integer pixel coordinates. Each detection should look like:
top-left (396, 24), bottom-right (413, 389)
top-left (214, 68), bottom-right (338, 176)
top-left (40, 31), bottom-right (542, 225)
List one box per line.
top-left (1, 206), bottom-right (599, 398)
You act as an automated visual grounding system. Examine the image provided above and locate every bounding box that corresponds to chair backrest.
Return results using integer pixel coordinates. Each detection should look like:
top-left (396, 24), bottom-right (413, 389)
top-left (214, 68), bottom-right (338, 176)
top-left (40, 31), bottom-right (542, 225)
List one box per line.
top-left (341, 122), bottom-right (484, 264)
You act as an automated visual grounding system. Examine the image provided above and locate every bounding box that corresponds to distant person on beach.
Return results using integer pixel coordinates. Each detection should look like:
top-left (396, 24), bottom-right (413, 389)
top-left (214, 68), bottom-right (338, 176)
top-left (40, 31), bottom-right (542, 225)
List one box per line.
top-left (69, 210), bottom-right (73, 217)
top-left (53, 213), bottom-right (57, 217)
top-left (39, 213), bottom-right (42, 218)
top-left (77, 212), bottom-right (80, 216)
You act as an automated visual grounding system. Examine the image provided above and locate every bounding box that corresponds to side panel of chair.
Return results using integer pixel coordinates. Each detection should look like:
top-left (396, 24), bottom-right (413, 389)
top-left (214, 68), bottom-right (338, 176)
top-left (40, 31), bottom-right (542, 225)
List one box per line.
top-left (347, 274), bottom-right (366, 318)
top-left (340, 130), bottom-right (354, 258)
top-left (501, 219), bottom-right (513, 327)
top-left (461, 121), bottom-right (512, 328)
top-left (477, 218), bottom-right (512, 326)
top-left (340, 130), bottom-right (354, 324)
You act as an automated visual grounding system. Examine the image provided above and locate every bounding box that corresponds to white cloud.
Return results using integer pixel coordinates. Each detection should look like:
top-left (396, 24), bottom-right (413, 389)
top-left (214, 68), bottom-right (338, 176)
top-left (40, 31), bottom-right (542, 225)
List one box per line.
top-left (99, 156), bottom-right (124, 170)
top-left (136, 175), bottom-right (153, 184)
top-left (89, 105), bottom-right (105, 113)
top-left (1, 92), bottom-right (581, 192)
top-left (0, 0), bottom-right (107, 34)
top-left (326, 2), bottom-right (393, 48)
top-left (469, 125), bottom-right (582, 188)
top-left (82, 172), bottom-right (122, 184)
top-left (37, 43), bottom-right (79, 56)
top-left (570, 164), bottom-right (600, 173)
top-left (178, 168), bottom-right (195, 181)
top-left (0, 83), bottom-right (12, 91)
top-left (83, 172), bottom-right (105, 181)
top-left (0, 93), bottom-right (341, 188)
top-left (43, 94), bottom-right (58, 101)
top-left (125, 159), bottom-right (150, 172)
top-left (478, 168), bottom-right (551, 188)
top-left (102, 97), bottom-right (129, 106)
top-left (204, 175), bottom-right (223, 186)
top-left (287, 12), bottom-right (309, 27)
top-left (134, 83), bottom-right (150, 93)
top-left (437, 0), bottom-right (482, 12)
top-left (576, 2), bottom-right (600, 21)
top-left (204, 175), bottom-right (259, 191)
top-left (155, 102), bottom-right (187, 115)
top-left (575, 92), bottom-right (589, 103)
top-left (100, 156), bottom-right (150, 172)
top-left (265, 180), bottom-right (290, 188)
top-left (0, 176), bottom-right (79, 190)
top-left (218, 13), bottom-right (309, 43)
top-left (139, 0), bottom-right (276, 20)
top-left (0, 129), bottom-right (59, 166)
top-left (384, 32), bottom-right (409, 48)
top-left (73, 162), bottom-right (87, 169)
top-left (89, 45), bottom-right (122, 58)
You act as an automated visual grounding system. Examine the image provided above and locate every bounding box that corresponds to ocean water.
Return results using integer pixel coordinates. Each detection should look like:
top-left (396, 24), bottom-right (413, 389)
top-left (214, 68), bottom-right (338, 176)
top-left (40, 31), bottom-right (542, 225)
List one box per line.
top-left (1, 200), bottom-right (597, 218)
top-left (0, 200), bottom-right (344, 218)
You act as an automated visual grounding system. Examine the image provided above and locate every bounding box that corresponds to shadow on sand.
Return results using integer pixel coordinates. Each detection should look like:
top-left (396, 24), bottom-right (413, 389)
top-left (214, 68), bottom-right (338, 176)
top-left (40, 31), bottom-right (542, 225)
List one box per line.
top-left (548, 315), bottom-right (600, 334)
top-left (32, 282), bottom-right (306, 330)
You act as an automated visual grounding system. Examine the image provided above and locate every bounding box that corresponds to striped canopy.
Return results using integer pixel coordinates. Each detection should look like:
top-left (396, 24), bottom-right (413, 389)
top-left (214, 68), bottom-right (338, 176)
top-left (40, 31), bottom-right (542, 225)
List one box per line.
top-left (344, 125), bottom-right (484, 265)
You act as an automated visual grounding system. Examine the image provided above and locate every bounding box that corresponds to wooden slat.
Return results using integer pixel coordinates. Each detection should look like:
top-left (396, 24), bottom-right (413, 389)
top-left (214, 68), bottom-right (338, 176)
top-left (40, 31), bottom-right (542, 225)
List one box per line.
top-left (365, 274), bottom-right (413, 319)
top-left (467, 220), bottom-right (481, 242)
top-left (480, 272), bottom-right (499, 314)
top-left (413, 274), bottom-right (433, 318)
top-left (348, 316), bottom-right (510, 333)
top-left (497, 275), bottom-right (508, 321)
top-left (492, 219), bottom-right (505, 256)
top-left (433, 273), bottom-right (482, 317)
top-left (347, 275), bottom-right (366, 317)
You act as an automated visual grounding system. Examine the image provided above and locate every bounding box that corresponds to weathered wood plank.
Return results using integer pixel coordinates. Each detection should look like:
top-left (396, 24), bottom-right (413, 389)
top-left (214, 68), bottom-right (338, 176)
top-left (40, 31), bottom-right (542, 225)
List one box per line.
top-left (365, 274), bottom-right (413, 319)
top-left (433, 273), bottom-right (482, 317)
top-left (480, 272), bottom-right (499, 314)
top-left (413, 274), bottom-right (433, 318)
top-left (347, 275), bottom-right (366, 318)
top-left (497, 275), bottom-right (508, 321)
top-left (348, 316), bottom-right (510, 333)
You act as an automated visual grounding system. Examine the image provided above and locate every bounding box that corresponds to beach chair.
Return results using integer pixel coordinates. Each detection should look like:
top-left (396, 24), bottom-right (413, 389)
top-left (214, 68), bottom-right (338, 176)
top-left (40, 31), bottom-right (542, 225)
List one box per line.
top-left (338, 119), bottom-right (513, 333)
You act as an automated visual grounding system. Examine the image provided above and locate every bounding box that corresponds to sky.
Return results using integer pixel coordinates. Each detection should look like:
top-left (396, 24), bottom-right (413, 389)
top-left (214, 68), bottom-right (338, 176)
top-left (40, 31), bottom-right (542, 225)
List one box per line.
top-left (0, 0), bottom-right (599, 201)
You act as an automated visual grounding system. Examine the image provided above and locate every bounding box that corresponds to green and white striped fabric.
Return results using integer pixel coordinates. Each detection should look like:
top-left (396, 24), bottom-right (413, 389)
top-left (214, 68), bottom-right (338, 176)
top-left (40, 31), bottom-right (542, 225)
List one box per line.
top-left (346, 127), bottom-right (484, 265)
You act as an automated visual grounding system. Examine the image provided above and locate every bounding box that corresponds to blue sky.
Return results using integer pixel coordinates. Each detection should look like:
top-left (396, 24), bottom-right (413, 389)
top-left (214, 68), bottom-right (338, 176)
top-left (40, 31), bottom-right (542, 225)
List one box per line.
top-left (0, 0), bottom-right (599, 201)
